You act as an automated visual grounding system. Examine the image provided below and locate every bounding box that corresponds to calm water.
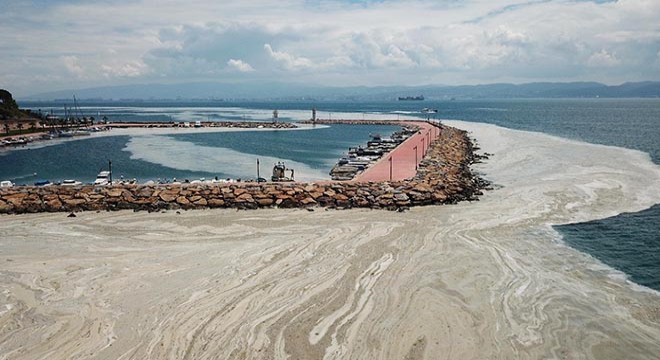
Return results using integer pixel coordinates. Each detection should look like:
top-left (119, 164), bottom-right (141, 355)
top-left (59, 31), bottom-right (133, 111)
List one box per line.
top-left (7, 98), bottom-right (660, 291)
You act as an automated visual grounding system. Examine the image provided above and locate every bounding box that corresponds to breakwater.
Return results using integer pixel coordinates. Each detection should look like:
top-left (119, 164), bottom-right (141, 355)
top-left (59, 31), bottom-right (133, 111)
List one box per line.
top-left (106, 121), bottom-right (297, 129)
top-left (299, 119), bottom-right (401, 125)
top-left (0, 124), bottom-right (487, 214)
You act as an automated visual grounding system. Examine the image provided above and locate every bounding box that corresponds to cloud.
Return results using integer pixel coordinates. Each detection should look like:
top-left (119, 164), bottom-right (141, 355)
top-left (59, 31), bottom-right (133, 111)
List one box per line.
top-left (264, 44), bottom-right (314, 70)
top-left (1, 0), bottom-right (659, 95)
top-left (61, 56), bottom-right (85, 77)
top-left (227, 59), bottom-right (255, 72)
top-left (587, 49), bottom-right (621, 67)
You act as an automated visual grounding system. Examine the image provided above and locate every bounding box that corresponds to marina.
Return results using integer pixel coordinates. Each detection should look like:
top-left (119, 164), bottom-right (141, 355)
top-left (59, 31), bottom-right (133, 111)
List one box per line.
top-left (329, 124), bottom-right (420, 181)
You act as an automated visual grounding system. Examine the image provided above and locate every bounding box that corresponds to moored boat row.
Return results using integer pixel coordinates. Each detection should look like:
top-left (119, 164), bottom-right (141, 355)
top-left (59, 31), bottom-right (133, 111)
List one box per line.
top-left (330, 126), bottom-right (418, 181)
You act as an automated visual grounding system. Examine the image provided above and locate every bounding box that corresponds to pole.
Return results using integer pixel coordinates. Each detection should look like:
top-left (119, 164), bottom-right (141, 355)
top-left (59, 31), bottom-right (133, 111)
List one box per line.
top-left (413, 146), bottom-right (418, 170)
top-left (108, 160), bottom-right (113, 185)
top-left (422, 137), bottom-right (425, 155)
top-left (257, 158), bottom-right (260, 181)
top-left (389, 156), bottom-right (393, 181)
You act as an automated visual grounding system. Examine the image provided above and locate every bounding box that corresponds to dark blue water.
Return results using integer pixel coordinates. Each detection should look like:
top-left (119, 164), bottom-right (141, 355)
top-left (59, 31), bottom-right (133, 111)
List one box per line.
top-left (171, 124), bottom-right (399, 171)
top-left (557, 205), bottom-right (660, 291)
top-left (0, 123), bottom-right (398, 183)
top-left (0, 136), bottom-right (216, 185)
top-left (13, 99), bottom-right (660, 291)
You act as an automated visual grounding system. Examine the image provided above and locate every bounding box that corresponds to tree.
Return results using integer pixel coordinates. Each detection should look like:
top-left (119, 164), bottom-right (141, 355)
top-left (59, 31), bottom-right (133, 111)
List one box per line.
top-left (16, 122), bottom-right (23, 134)
top-left (3, 123), bottom-right (9, 135)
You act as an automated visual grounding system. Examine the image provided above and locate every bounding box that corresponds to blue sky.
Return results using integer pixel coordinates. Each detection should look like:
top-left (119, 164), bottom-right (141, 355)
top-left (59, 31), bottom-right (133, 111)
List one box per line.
top-left (1, 0), bottom-right (659, 96)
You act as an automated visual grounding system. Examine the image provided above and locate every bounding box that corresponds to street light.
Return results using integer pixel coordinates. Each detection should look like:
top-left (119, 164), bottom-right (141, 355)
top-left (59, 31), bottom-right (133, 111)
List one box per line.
top-left (389, 156), bottom-right (393, 181)
top-left (413, 145), bottom-right (418, 170)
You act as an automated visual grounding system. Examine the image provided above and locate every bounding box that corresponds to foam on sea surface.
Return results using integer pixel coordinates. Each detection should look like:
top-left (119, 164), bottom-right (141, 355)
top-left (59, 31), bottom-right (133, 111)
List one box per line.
top-left (1, 120), bottom-right (660, 359)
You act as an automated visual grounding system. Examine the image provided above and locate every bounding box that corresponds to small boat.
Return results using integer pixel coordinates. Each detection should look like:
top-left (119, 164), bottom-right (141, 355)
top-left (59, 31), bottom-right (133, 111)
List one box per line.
top-left (34, 180), bottom-right (51, 186)
top-left (271, 162), bottom-right (294, 182)
top-left (0, 180), bottom-right (14, 188)
top-left (94, 171), bottom-right (111, 186)
top-left (61, 179), bottom-right (82, 187)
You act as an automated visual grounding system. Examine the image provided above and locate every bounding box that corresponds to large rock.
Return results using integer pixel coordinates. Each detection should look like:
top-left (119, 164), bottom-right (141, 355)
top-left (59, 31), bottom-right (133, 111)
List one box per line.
top-left (207, 199), bottom-right (225, 207)
top-left (176, 196), bottom-right (190, 205)
top-left (0, 199), bottom-right (12, 212)
top-left (3, 193), bottom-right (27, 206)
top-left (159, 191), bottom-right (179, 202)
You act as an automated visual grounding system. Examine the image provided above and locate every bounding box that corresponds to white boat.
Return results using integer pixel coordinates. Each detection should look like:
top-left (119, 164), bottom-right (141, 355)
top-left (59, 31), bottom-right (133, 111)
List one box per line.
top-left (61, 179), bottom-right (82, 187)
top-left (94, 171), bottom-right (111, 186)
top-left (0, 180), bottom-right (14, 188)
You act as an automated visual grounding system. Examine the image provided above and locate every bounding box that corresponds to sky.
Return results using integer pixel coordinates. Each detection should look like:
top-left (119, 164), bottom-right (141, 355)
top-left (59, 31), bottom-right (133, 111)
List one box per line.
top-left (1, 0), bottom-right (659, 97)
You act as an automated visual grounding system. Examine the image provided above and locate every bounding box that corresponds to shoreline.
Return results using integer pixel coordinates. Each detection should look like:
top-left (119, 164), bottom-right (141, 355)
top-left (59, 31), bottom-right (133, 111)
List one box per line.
top-left (1, 120), bottom-right (659, 358)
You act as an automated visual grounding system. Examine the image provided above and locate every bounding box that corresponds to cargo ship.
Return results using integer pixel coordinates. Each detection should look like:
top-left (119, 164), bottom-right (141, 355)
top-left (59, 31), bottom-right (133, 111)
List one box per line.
top-left (398, 95), bottom-right (424, 101)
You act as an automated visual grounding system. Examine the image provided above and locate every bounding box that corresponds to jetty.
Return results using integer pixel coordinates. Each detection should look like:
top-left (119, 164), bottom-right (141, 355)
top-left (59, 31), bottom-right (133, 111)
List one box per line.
top-left (0, 121), bottom-right (489, 213)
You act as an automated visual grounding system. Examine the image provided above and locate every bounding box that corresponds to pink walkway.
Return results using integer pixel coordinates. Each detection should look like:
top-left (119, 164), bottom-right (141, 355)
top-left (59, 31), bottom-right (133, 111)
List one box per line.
top-left (352, 121), bottom-right (440, 182)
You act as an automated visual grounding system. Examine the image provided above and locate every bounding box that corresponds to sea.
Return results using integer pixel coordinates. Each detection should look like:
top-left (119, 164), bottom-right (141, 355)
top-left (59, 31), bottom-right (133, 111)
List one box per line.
top-left (2, 98), bottom-right (659, 292)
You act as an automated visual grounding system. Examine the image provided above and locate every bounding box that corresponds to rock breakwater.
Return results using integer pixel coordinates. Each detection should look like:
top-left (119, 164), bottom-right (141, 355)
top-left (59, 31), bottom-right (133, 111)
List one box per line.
top-left (0, 124), bottom-right (487, 214)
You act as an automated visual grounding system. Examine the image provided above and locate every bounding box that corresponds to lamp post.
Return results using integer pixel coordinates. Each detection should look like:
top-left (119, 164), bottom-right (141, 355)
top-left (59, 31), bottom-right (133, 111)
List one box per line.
top-left (413, 145), bottom-right (418, 170)
top-left (108, 160), bottom-right (113, 185)
top-left (389, 156), bottom-right (393, 181)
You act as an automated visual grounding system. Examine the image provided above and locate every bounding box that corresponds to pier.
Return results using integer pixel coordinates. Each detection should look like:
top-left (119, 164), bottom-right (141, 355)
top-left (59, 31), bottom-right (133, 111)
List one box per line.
top-left (353, 121), bottom-right (439, 182)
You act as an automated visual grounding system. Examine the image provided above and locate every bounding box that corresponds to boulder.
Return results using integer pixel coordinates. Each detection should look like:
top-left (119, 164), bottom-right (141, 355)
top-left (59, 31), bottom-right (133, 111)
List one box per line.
top-left (106, 188), bottom-right (124, 197)
top-left (193, 198), bottom-right (208, 206)
top-left (3, 193), bottom-right (27, 206)
top-left (0, 199), bottom-right (13, 212)
top-left (159, 191), bottom-right (179, 202)
top-left (176, 196), bottom-right (190, 205)
top-left (257, 198), bottom-right (274, 206)
top-left (207, 199), bottom-right (225, 207)
top-left (63, 198), bottom-right (86, 206)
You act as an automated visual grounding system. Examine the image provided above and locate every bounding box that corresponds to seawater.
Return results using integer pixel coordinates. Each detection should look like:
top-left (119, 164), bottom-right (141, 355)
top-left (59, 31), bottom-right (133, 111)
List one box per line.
top-left (9, 98), bottom-right (660, 291)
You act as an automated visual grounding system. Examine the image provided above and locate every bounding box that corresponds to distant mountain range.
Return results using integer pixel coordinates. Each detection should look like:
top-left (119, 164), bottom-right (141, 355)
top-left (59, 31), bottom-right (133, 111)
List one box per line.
top-left (22, 81), bottom-right (660, 101)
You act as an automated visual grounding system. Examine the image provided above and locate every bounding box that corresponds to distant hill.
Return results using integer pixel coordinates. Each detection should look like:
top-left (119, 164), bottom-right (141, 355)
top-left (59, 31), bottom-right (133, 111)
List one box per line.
top-left (22, 81), bottom-right (660, 101)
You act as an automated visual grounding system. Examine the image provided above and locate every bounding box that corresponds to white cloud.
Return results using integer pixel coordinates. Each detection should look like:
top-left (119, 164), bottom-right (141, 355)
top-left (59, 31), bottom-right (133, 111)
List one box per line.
top-left (587, 50), bottom-right (621, 67)
top-left (1, 0), bottom-right (659, 95)
top-left (264, 44), bottom-right (314, 71)
top-left (227, 59), bottom-right (255, 72)
top-left (61, 56), bottom-right (85, 77)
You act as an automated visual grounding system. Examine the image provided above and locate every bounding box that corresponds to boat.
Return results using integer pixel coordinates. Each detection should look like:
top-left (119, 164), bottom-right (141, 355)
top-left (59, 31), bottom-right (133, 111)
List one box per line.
top-left (0, 180), bottom-right (14, 188)
top-left (34, 180), bottom-right (51, 186)
top-left (94, 170), bottom-right (111, 186)
top-left (271, 162), bottom-right (295, 182)
top-left (398, 95), bottom-right (424, 101)
top-left (421, 108), bottom-right (438, 113)
top-left (61, 179), bottom-right (82, 187)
